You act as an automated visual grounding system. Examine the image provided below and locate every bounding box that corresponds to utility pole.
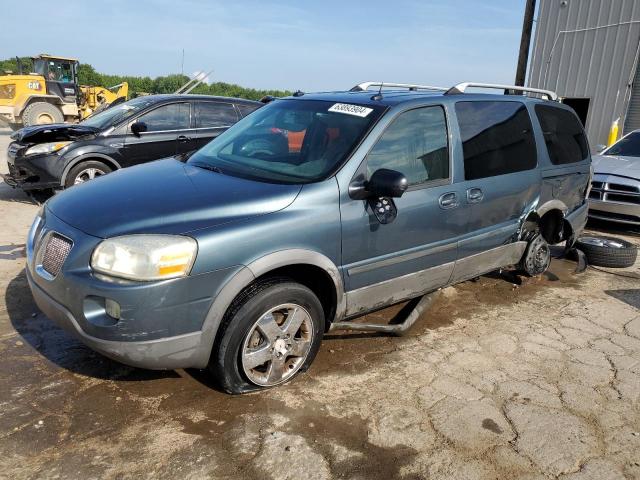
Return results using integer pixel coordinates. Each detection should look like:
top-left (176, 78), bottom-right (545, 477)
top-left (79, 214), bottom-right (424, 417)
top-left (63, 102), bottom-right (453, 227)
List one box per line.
top-left (181, 49), bottom-right (185, 76)
top-left (515, 0), bottom-right (537, 86)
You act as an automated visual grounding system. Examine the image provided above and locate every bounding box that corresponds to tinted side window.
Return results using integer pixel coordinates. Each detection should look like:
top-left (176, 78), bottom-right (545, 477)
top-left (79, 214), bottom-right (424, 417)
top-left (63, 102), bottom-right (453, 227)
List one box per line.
top-left (195, 102), bottom-right (238, 128)
top-left (535, 105), bottom-right (589, 164)
top-left (366, 106), bottom-right (449, 186)
top-left (137, 103), bottom-right (190, 132)
top-left (456, 101), bottom-right (536, 180)
top-left (237, 103), bottom-right (261, 117)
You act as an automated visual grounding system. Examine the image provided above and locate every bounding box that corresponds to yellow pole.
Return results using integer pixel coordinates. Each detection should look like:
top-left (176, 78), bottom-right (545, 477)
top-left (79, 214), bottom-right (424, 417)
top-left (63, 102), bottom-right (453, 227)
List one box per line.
top-left (607, 118), bottom-right (620, 146)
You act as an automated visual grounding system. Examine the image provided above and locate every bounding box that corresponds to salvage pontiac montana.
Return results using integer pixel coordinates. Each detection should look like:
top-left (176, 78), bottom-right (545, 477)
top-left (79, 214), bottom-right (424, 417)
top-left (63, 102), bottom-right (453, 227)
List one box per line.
top-left (27, 81), bottom-right (591, 393)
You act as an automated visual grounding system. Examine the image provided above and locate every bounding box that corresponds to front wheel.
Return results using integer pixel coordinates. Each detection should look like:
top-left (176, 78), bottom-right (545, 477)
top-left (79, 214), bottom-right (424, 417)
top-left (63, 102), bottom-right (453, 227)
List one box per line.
top-left (22, 102), bottom-right (64, 126)
top-left (64, 161), bottom-right (112, 188)
top-left (210, 279), bottom-right (325, 394)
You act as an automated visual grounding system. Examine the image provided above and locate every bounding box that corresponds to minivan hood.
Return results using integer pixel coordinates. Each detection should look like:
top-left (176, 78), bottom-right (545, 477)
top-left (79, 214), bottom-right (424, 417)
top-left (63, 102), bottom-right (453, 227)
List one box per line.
top-left (11, 124), bottom-right (99, 144)
top-left (46, 158), bottom-right (302, 238)
top-left (592, 154), bottom-right (640, 180)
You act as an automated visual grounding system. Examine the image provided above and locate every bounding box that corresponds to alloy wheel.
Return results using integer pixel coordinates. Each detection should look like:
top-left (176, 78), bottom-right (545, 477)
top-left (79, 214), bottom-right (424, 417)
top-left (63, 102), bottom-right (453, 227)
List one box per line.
top-left (74, 168), bottom-right (104, 184)
top-left (241, 303), bottom-right (314, 387)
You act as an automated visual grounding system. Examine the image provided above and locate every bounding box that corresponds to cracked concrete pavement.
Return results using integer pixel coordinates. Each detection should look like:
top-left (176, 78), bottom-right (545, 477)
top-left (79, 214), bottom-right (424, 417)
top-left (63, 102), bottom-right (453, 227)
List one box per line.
top-left (0, 128), bottom-right (639, 479)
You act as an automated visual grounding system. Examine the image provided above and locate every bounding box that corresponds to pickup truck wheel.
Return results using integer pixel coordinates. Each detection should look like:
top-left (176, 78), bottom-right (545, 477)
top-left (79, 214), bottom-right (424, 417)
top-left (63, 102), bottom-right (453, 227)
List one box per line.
top-left (65, 161), bottom-right (112, 188)
top-left (575, 236), bottom-right (638, 268)
top-left (22, 102), bottom-right (64, 126)
top-left (210, 279), bottom-right (325, 394)
top-left (519, 233), bottom-right (551, 277)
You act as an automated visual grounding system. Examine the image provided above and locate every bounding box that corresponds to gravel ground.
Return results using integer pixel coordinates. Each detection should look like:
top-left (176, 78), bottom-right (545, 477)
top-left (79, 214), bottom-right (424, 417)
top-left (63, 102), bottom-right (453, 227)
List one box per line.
top-left (0, 127), bottom-right (639, 480)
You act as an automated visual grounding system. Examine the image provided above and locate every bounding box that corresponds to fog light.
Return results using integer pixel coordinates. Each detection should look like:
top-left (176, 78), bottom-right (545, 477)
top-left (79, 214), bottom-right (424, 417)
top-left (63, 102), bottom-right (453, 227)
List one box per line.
top-left (105, 299), bottom-right (121, 319)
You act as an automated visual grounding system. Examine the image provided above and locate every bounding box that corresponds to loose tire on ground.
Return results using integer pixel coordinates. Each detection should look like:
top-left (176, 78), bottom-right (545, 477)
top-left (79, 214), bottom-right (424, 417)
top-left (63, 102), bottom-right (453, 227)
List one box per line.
top-left (518, 233), bottom-right (551, 276)
top-left (22, 102), bottom-right (64, 126)
top-left (210, 278), bottom-right (325, 394)
top-left (575, 236), bottom-right (638, 268)
top-left (64, 161), bottom-right (112, 188)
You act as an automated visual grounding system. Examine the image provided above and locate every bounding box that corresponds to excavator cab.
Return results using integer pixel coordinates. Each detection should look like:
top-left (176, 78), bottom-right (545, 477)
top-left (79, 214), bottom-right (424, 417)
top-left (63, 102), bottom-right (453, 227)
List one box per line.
top-left (32, 55), bottom-right (79, 104)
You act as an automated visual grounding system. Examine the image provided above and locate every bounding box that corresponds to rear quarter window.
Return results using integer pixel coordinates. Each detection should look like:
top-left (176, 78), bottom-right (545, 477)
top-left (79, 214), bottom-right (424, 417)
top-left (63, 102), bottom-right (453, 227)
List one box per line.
top-left (236, 103), bottom-right (261, 117)
top-left (535, 105), bottom-right (589, 164)
top-left (195, 102), bottom-right (238, 128)
top-left (455, 101), bottom-right (537, 180)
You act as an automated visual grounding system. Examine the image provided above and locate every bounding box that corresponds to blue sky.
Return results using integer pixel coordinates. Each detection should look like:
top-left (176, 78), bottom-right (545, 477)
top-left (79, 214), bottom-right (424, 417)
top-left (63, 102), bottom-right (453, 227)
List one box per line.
top-left (1, 0), bottom-right (527, 91)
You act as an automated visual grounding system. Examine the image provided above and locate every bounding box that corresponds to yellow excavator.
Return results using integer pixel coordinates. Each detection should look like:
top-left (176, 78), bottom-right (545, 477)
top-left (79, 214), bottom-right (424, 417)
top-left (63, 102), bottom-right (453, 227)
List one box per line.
top-left (0, 54), bottom-right (128, 129)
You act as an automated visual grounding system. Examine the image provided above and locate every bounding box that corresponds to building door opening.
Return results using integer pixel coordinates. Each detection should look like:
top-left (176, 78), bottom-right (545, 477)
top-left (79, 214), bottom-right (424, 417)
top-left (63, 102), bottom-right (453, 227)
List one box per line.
top-left (562, 98), bottom-right (590, 127)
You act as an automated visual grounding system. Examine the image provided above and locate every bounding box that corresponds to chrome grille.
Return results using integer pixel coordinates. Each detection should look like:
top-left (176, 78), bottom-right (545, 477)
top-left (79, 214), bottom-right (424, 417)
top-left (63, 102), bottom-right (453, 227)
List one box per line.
top-left (40, 234), bottom-right (72, 277)
top-left (608, 183), bottom-right (639, 193)
top-left (590, 180), bottom-right (640, 205)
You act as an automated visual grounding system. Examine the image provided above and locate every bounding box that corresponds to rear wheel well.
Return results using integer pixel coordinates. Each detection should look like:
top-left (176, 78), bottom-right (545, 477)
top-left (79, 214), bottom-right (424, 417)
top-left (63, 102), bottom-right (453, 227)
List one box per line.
top-left (539, 209), bottom-right (566, 244)
top-left (522, 209), bottom-right (570, 245)
top-left (252, 264), bottom-right (338, 329)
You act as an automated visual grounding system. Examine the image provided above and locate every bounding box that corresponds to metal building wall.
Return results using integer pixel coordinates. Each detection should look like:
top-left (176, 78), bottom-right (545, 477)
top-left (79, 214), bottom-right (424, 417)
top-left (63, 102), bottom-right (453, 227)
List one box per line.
top-left (527, 0), bottom-right (640, 148)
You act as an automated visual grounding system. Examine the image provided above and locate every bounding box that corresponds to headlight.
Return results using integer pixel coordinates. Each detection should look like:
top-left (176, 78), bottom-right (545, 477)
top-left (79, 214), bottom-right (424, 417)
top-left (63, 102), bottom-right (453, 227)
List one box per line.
top-left (91, 235), bottom-right (198, 281)
top-left (25, 141), bottom-right (72, 156)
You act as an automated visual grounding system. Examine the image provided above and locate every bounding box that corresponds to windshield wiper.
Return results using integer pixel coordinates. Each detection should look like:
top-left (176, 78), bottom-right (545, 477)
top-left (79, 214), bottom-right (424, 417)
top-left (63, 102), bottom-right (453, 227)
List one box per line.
top-left (191, 163), bottom-right (224, 174)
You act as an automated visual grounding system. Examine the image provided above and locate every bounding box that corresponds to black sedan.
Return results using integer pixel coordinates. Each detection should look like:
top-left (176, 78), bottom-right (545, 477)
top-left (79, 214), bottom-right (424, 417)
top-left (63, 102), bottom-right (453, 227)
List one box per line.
top-left (3, 94), bottom-right (262, 191)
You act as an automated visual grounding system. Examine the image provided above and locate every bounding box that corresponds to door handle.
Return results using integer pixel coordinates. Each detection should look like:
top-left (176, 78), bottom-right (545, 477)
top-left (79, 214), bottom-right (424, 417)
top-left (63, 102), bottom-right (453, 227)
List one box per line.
top-left (438, 192), bottom-right (459, 209)
top-left (177, 135), bottom-right (192, 142)
top-left (466, 187), bottom-right (484, 203)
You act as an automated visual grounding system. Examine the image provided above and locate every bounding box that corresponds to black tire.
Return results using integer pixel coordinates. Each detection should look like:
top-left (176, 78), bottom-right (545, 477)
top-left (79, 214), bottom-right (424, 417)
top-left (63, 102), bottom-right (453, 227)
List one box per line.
top-left (575, 236), bottom-right (638, 268)
top-left (22, 102), bottom-right (64, 126)
top-left (519, 233), bottom-right (551, 276)
top-left (64, 161), bottom-right (112, 188)
top-left (210, 278), bottom-right (325, 394)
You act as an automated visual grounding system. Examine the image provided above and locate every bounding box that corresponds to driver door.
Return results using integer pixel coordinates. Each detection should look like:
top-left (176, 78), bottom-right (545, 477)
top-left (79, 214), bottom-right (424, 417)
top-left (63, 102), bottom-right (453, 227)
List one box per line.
top-left (123, 102), bottom-right (191, 166)
top-left (339, 105), bottom-right (469, 316)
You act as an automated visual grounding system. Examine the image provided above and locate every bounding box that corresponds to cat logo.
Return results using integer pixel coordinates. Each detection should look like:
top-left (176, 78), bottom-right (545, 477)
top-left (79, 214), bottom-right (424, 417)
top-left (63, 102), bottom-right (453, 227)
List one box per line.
top-left (27, 81), bottom-right (42, 91)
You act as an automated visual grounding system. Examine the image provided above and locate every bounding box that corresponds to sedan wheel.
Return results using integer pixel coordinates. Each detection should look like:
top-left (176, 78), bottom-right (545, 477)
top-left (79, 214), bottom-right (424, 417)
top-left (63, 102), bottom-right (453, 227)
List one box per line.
top-left (74, 167), bottom-right (104, 184)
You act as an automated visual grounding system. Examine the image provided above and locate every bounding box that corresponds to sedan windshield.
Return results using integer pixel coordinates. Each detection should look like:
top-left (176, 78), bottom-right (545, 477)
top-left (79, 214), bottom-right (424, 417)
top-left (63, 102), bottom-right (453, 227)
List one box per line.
top-left (188, 99), bottom-right (384, 183)
top-left (81, 96), bottom-right (159, 130)
top-left (605, 131), bottom-right (640, 157)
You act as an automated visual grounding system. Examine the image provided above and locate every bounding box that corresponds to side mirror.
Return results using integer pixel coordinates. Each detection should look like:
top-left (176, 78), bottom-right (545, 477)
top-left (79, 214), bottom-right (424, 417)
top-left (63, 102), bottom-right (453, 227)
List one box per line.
top-left (131, 121), bottom-right (148, 137)
top-left (367, 168), bottom-right (408, 198)
top-left (595, 144), bottom-right (607, 153)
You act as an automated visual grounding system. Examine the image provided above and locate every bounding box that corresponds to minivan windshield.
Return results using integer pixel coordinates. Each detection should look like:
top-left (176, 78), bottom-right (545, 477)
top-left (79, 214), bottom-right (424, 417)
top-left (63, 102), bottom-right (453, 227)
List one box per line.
top-left (81, 96), bottom-right (160, 130)
top-left (188, 99), bottom-right (384, 183)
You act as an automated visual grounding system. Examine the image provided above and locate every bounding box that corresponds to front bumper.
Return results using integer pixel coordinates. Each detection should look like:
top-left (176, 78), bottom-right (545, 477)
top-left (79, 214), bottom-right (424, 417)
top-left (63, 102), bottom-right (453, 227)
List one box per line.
top-left (588, 199), bottom-right (640, 225)
top-left (4, 145), bottom-right (61, 190)
top-left (26, 209), bottom-right (241, 369)
top-left (28, 268), bottom-right (208, 370)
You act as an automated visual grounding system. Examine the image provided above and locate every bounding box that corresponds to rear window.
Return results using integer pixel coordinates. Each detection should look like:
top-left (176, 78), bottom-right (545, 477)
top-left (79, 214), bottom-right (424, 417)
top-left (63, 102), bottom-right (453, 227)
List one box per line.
top-left (456, 101), bottom-right (537, 180)
top-left (535, 105), bottom-right (589, 164)
top-left (237, 103), bottom-right (261, 117)
top-left (195, 102), bottom-right (238, 128)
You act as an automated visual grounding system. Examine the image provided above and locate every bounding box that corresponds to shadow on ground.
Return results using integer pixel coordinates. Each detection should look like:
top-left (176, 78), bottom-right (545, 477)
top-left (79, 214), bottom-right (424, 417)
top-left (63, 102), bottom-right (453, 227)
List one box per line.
top-left (605, 289), bottom-right (640, 310)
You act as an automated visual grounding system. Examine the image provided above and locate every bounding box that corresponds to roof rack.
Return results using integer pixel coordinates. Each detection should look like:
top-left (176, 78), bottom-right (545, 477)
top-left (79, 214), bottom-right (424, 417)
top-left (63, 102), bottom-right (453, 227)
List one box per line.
top-left (445, 82), bottom-right (558, 101)
top-left (350, 82), bottom-right (447, 92)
